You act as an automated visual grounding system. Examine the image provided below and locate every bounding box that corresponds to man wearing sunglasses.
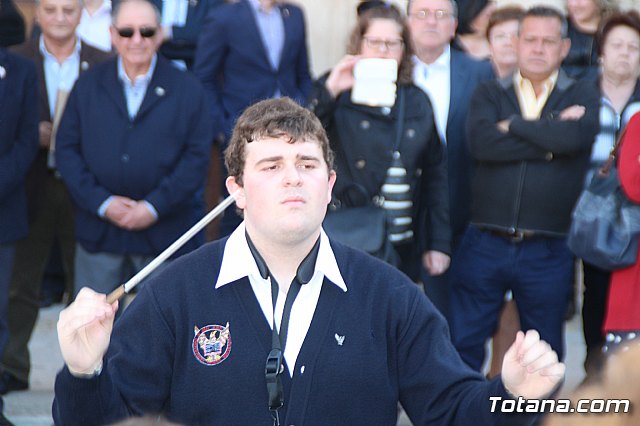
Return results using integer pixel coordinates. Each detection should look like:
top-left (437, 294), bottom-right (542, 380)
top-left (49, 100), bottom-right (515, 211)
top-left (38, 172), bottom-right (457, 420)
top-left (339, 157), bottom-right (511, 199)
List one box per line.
top-left (55, 0), bottom-right (212, 302)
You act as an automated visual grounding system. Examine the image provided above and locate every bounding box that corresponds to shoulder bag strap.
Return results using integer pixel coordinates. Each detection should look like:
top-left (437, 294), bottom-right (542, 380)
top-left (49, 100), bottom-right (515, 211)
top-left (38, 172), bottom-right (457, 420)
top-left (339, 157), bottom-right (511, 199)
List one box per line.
top-left (601, 122), bottom-right (629, 176)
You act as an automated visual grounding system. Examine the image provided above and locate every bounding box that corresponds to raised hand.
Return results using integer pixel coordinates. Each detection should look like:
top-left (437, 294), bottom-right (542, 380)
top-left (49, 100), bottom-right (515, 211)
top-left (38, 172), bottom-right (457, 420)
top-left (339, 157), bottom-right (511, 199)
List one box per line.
top-left (57, 287), bottom-right (118, 377)
top-left (325, 55), bottom-right (361, 98)
top-left (501, 330), bottom-right (565, 400)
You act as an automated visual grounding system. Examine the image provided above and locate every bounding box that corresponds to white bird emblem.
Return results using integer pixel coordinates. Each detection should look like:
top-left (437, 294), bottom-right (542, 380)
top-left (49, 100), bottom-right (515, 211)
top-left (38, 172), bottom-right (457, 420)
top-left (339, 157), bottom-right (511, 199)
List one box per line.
top-left (335, 333), bottom-right (345, 346)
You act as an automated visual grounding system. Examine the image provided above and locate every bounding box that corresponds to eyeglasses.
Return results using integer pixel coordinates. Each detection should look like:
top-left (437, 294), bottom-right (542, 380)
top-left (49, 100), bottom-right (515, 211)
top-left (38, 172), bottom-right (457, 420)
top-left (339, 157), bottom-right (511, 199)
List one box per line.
top-left (490, 32), bottom-right (517, 43)
top-left (363, 37), bottom-right (404, 52)
top-left (115, 27), bottom-right (157, 38)
top-left (409, 9), bottom-right (452, 21)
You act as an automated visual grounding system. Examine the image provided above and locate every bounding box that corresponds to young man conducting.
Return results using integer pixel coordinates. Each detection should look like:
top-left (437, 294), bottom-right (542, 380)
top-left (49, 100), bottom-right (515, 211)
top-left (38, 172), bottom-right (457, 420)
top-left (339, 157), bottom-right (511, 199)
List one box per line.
top-left (54, 98), bottom-right (564, 425)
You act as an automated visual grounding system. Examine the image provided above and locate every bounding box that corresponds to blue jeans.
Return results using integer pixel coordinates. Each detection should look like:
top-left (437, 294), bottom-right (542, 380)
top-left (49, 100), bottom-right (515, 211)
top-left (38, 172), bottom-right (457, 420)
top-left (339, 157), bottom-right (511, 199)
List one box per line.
top-left (449, 226), bottom-right (573, 371)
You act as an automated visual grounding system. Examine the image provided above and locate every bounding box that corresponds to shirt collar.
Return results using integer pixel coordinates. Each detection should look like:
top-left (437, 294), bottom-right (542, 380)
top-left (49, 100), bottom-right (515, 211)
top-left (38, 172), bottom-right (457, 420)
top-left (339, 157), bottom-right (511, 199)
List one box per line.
top-left (514, 69), bottom-right (559, 95)
top-left (117, 54), bottom-right (157, 86)
top-left (216, 222), bottom-right (347, 292)
top-left (39, 35), bottom-right (82, 62)
top-left (248, 0), bottom-right (278, 14)
top-left (413, 45), bottom-right (450, 69)
top-left (87, 0), bottom-right (111, 16)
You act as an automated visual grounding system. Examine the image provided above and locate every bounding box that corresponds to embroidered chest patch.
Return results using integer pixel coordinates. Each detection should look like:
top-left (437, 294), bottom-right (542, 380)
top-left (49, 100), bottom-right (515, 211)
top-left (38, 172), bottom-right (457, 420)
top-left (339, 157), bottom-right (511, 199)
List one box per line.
top-left (192, 322), bottom-right (231, 366)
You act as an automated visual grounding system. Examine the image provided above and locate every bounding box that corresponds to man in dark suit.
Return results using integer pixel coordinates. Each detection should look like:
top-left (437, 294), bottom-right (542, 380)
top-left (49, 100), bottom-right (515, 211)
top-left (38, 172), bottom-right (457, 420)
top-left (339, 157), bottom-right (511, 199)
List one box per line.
top-left (0, 0), bottom-right (110, 396)
top-left (55, 0), bottom-right (211, 297)
top-left (407, 0), bottom-right (494, 319)
top-left (0, 46), bottom-right (38, 426)
top-left (193, 0), bottom-right (312, 236)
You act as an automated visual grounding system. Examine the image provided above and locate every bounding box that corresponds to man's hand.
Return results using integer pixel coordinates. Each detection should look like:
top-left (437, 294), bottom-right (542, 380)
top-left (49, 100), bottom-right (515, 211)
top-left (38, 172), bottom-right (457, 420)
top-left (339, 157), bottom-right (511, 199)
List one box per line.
top-left (325, 55), bottom-right (360, 98)
top-left (57, 287), bottom-right (118, 377)
top-left (558, 105), bottom-right (585, 121)
top-left (496, 119), bottom-right (511, 133)
top-left (501, 330), bottom-right (565, 399)
top-left (39, 121), bottom-right (53, 148)
top-left (422, 250), bottom-right (450, 276)
top-left (118, 201), bottom-right (157, 231)
top-left (104, 196), bottom-right (137, 226)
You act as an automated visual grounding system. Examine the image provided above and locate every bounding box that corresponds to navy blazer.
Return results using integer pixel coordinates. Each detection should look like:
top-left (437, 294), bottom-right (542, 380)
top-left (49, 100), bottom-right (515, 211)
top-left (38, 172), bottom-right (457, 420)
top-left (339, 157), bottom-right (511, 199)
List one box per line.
top-left (446, 50), bottom-right (494, 240)
top-left (0, 48), bottom-right (38, 244)
top-left (193, 0), bottom-right (311, 142)
top-left (55, 56), bottom-right (212, 256)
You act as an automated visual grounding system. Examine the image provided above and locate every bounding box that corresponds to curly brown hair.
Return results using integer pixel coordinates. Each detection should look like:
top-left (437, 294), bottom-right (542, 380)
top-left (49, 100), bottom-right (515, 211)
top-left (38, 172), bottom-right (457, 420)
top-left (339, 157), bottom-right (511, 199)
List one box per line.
top-left (224, 98), bottom-right (334, 186)
top-left (347, 3), bottom-right (414, 85)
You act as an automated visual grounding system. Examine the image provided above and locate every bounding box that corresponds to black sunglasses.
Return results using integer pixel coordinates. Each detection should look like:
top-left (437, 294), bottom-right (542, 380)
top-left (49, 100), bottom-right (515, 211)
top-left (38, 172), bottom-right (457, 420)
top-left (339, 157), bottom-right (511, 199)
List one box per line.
top-left (116, 27), bottom-right (157, 38)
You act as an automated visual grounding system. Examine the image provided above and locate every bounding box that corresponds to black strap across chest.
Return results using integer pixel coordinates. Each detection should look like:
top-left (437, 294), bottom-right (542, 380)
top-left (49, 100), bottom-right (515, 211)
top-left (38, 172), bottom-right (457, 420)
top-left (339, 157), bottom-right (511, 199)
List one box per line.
top-left (245, 232), bottom-right (320, 426)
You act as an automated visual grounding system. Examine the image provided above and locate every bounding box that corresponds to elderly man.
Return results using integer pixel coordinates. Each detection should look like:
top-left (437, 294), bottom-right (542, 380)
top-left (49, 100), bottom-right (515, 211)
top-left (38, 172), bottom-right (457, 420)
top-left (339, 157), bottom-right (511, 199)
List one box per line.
top-left (449, 6), bottom-right (599, 372)
top-left (53, 97), bottom-right (564, 426)
top-left (55, 0), bottom-right (211, 298)
top-left (407, 0), bottom-right (494, 318)
top-left (0, 46), bottom-right (38, 426)
top-left (0, 0), bottom-right (110, 396)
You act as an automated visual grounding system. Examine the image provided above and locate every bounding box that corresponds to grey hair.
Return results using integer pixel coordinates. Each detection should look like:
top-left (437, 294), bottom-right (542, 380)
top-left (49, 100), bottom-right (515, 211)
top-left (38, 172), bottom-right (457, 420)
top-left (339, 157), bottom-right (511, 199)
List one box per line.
top-left (112, 0), bottom-right (161, 26)
top-left (407, 0), bottom-right (458, 19)
top-left (519, 6), bottom-right (568, 38)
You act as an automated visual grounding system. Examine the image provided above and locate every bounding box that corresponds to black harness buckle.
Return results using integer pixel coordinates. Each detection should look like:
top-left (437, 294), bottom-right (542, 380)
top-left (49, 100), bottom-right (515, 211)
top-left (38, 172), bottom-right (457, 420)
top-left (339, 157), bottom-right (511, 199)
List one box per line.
top-left (265, 349), bottom-right (284, 411)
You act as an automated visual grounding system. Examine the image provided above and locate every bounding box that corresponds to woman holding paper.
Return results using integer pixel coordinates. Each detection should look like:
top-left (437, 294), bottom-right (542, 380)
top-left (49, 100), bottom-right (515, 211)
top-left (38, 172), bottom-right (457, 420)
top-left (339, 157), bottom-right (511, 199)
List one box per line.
top-left (309, 3), bottom-right (450, 281)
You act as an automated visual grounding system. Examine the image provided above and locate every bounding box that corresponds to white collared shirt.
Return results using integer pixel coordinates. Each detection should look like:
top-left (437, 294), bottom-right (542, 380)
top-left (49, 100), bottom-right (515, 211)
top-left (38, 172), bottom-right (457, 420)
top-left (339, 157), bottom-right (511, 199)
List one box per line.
top-left (40, 35), bottom-right (81, 118)
top-left (412, 46), bottom-right (451, 143)
top-left (216, 222), bottom-right (347, 376)
top-left (77, 0), bottom-right (112, 52)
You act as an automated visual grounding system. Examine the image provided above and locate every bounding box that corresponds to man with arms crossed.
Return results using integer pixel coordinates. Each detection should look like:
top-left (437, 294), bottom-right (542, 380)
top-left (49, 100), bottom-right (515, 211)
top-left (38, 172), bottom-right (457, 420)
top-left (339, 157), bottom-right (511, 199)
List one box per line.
top-left (449, 6), bottom-right (599, 372)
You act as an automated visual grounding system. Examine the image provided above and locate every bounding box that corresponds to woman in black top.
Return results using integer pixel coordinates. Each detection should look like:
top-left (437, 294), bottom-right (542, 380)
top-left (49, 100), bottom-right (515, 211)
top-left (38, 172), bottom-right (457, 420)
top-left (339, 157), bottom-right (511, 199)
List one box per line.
top-left (309, 3), bottom-right (451, 281)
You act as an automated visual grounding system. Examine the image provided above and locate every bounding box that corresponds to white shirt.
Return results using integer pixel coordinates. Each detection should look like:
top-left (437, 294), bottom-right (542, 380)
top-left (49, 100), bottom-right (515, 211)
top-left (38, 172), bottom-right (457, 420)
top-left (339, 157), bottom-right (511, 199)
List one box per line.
top-left (117, 54), bottom-right (157, 120)
top-left (77, 0), bottom-right (112, 52)
top-left (412, 47), bottom-right (451, 143)
top-left (39, 36), bottom-right (81, 118)
top-left (161, 0), bottom-right (189, 30)
top-left (216, 222), bottom-right (347, 377)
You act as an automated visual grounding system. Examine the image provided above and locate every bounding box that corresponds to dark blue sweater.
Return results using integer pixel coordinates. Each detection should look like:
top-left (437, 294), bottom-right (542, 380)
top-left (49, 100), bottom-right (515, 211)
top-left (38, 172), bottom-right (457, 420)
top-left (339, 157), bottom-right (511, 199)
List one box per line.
top-left (53, 238), bottom-right (535, 425)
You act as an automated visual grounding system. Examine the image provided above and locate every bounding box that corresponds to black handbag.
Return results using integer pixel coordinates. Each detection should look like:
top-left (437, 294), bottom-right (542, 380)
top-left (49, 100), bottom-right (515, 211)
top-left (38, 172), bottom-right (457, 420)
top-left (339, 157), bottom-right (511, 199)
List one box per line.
top-left (322, 88), bottom-right (405, 266)
top-left (323, 185), bottom-right (399, 266)
top-left (567, 126), bottom-right (640, 270)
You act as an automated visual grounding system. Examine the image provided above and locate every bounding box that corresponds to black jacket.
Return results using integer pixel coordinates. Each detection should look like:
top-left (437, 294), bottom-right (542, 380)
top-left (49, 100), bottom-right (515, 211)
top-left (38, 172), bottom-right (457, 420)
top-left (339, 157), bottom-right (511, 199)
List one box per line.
top-left (466, 71), bottom-right (600, 236)
top-left (310, 78), bottom-right (451, 255)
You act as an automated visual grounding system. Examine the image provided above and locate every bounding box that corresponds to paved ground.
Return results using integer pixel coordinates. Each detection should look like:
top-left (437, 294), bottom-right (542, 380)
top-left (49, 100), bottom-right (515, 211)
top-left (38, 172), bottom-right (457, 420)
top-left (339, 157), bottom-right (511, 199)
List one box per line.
top-left (4, 303), bottom-right (587, 426)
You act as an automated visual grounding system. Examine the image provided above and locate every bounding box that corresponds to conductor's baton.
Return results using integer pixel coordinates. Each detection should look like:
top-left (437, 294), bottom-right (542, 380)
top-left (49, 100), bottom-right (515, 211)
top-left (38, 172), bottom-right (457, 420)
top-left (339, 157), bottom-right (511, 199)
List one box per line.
top-left (106, 192), bottom-right (238, 304)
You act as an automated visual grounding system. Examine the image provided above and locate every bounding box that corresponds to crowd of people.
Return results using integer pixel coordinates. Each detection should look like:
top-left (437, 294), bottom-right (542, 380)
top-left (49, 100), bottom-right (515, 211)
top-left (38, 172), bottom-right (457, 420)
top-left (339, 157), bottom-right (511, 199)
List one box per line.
top-left (1, 0), bottom-right (640, 424)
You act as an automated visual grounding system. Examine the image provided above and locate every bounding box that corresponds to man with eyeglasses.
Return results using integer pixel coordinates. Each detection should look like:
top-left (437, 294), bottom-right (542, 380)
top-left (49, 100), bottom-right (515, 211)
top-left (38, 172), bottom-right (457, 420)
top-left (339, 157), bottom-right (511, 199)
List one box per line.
top-left (407, 0), bottom-right (493, 320)
top-left (0, 0), bottom-right (110, 398)
top-left (54, 0), bottom-right (211, 302)
top-left (449, 6), bottom-right (599, 373)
